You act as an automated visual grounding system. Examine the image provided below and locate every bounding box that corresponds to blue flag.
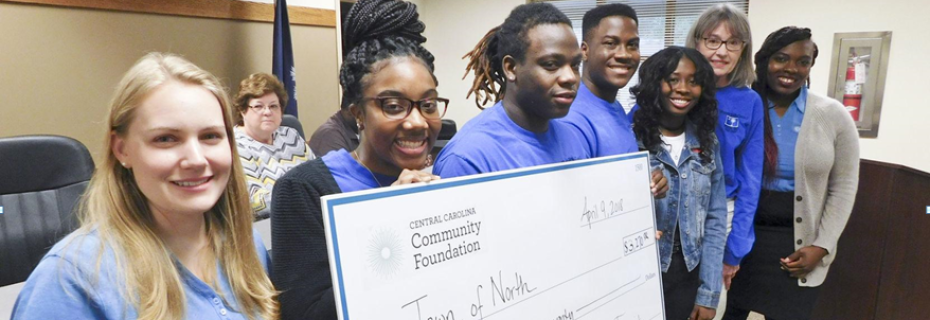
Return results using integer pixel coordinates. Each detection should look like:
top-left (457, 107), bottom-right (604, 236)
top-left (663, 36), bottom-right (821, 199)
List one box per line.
top-left (273, 0), bottom-right (298, 117)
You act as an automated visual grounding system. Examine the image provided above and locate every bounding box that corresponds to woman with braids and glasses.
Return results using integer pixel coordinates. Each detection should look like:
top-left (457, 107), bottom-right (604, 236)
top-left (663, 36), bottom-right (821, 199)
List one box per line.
top-left (631, 46), bottom-right (726, 320)
top-left (432, 2), bottom-right (590, 178)
top-left (270, 0), bottom-right (444, 319)
top-left (723, 27), bottom-right (859, 320)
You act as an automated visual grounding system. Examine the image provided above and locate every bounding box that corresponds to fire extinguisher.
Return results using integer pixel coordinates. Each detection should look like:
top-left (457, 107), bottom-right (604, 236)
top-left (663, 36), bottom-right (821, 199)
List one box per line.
top-left (843, 65), bottom-right (862, 121)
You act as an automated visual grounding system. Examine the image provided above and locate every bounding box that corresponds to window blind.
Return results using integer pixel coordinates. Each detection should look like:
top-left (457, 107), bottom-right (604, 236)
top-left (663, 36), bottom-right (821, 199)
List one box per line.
top-left (537, 0), bottom-right (749, 111)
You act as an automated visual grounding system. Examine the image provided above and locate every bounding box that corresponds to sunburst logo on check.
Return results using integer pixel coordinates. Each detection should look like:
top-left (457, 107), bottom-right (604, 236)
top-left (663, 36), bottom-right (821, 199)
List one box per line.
top-left (367, 229), bottom-right (405, 278)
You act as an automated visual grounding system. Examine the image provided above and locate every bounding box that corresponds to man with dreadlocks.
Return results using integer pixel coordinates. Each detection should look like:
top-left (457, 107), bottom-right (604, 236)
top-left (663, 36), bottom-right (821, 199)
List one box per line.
top-left (432, 2), bottom-right (590, 178)
top-left (724, 26), bottom-right (859, 320)
top-left (270, 0), bottom-right (444, 319)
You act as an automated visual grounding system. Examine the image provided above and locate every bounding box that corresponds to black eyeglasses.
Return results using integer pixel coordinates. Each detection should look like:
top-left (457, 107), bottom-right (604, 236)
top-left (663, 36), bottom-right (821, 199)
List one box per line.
top-left (361, 96), bottom-right (449, 120)
top-left (702, 37), bottom-right (745, 52)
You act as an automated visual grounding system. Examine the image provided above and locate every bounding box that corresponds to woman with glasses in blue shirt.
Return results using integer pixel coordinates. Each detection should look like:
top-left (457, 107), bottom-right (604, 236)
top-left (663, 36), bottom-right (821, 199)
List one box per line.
top-left (686, 5), bottom-right (765, 298)
top-left (270, 0), bottom-right (444, 319)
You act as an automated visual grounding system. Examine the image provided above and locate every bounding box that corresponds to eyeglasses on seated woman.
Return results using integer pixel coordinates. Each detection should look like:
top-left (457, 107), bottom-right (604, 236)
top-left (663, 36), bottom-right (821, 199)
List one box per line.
top-left (233, 72), bottom-right (314, 220)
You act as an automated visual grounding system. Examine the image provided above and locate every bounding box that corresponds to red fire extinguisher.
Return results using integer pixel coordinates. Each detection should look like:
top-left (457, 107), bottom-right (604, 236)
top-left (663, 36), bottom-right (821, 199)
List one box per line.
top-left (843, 65), bottom-right (862, 121)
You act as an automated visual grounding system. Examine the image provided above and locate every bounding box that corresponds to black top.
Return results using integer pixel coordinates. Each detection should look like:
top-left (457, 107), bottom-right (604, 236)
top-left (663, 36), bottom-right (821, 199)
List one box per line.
top-left (271, 158), bottom-right (342, 320)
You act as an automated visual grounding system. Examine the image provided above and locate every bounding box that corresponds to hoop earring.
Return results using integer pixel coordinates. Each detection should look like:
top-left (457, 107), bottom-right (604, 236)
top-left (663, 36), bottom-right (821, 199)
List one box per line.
top-left (424, 153), bottom-right (434, 168)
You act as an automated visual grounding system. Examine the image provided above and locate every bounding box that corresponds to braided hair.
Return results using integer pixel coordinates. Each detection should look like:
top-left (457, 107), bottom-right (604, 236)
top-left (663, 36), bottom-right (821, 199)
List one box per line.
top-left (462, 3), bottom-right (572, 109)
top-left (752, 26), bottom-right (818, 179)
top-left (631, 46), bottom-right (718, 162)
top-left (339, 0), bottom-right (435, 110)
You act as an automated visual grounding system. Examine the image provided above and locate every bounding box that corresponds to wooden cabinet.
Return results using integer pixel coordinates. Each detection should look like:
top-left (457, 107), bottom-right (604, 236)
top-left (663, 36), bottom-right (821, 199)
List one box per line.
top-left (812, 159), bottom-right (930, 320)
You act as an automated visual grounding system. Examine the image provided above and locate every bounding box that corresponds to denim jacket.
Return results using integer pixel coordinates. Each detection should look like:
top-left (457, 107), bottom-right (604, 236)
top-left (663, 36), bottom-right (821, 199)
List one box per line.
top-left (639, 122), bottom-right (728, 308)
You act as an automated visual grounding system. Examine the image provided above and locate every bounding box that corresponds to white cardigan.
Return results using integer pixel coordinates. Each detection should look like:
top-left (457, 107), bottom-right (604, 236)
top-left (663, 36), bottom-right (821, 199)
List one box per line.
top-left (791, 90), bottom-right (860, 287)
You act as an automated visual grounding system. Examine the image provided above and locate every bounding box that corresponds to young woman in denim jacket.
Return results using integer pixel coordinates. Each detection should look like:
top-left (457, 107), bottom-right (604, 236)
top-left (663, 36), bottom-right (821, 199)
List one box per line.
top-left (630, 46), bottom-right (728, 320)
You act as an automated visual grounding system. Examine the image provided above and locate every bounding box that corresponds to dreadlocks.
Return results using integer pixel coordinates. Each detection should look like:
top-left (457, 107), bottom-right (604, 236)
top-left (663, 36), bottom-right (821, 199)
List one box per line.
top-left (339, 0), bottom-right (436, 110)
top-left (462, 2), bottom-right (572, 109)
top-left (752, 26), bottom-right (819, 179)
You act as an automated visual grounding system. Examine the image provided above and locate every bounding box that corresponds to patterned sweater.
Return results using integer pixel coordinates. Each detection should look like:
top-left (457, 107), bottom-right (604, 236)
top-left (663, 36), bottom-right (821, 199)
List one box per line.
top-left (235, 126), bottom-right (314, 220)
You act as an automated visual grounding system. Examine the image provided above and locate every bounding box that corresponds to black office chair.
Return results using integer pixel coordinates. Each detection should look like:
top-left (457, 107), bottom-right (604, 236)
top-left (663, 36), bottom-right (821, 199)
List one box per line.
top-left (280, 114), bottom-right (305, 140)
top-left (0, 135), bottom-right (94, 286)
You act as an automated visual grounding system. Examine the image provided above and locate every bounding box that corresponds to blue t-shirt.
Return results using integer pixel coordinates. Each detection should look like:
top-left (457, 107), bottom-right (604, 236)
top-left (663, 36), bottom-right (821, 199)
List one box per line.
top-left (767, 86), bottom-right (807, 192)
top-left (433, 102), bottom-right (591, 178)
top-left (559, 82), bottom-right (638, 157)
top-left (12, 229), bottom-right (271, 320)
top-left (322, 149), bottom-right (397, 192)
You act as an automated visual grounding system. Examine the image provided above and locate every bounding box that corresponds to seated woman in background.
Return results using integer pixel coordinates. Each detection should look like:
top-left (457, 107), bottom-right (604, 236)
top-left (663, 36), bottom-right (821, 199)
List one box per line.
top-left (234, 73), bottom-right (313, 220)
top-left (432, 2), bottom-right (591, 178)
top-left (12, 53), bottom-right (277, 320)
top-left (630, 46), bottom-right (727, 320)
top-left (270, 0), bottom-right (442, 319)
top-left (724, 27), bottom-right (859, 320)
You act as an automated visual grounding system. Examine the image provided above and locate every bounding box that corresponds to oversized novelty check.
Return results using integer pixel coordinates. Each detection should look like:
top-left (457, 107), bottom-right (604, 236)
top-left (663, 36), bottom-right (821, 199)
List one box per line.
top-left (322, 152), bottom-right (665, 320)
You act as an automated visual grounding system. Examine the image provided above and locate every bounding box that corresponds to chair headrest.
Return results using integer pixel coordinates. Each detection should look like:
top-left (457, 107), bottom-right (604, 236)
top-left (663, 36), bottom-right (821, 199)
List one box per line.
top-left (433, 119), bottom-right (458, 149)
top-left (0, 135), bottom-right (95, 195)
top-left (280, 114), bottom-right (305, 140)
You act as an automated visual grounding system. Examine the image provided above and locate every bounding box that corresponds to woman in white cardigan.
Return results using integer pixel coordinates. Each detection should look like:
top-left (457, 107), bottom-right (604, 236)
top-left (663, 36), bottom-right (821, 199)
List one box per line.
top-left (723, 27), bottom-right (859, 320)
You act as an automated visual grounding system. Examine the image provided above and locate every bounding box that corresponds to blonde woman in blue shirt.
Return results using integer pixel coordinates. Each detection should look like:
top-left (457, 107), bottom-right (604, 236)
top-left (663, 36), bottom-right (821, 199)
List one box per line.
top-left (12, 53), bottom-right (278, 320)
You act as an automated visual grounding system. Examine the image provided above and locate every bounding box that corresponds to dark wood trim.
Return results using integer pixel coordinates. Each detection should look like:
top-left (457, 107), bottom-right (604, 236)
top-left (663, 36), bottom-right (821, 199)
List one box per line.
top-left (1, 0), bottom-right (336, 27)
top-left (812, 159), bottom-right (930, 320)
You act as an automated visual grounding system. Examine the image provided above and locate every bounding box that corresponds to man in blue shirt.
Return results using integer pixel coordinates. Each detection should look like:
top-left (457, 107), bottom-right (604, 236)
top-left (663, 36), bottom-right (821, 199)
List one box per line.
top-left (434, 3), bottom-right (591, 178)
top-left (560, 4), bottom-right (668, 197)
top-left (561, 3), bottom-right (640, 157)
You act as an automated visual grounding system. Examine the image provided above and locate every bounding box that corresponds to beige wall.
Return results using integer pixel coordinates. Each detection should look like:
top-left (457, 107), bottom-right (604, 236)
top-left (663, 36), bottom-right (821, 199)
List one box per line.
top-left (3, 0), bottom-right (925, 172)
top-left (247, 0), bottom-right (337, 10)
top-left (0, 2), bottom-right (339, 162)
top-left (749, 0), bottom-right (930, 173)
top-left (418, 0), bottom-right (525, 126)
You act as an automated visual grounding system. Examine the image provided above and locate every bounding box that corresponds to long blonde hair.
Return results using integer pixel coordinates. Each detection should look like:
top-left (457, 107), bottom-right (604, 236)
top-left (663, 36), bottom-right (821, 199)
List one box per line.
top-left (76, 52), bottom-right (278, 319)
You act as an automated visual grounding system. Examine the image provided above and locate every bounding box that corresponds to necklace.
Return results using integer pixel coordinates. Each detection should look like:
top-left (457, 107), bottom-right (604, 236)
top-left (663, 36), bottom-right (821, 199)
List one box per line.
top-left (353, 150), bottom-right (384, 188)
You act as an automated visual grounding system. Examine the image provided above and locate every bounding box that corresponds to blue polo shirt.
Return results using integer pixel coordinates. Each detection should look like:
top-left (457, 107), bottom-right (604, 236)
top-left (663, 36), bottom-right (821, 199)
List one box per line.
top-left (767, 86), bottom-right (807, 192)
top-left (321, 149), bottom-right (397, 192)
top-left (559, 82), bottom-right (638, 157)
top-left (433, 102), bottom-right (591, 178)
top-left (13, 229), bottom-right (271, 320)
